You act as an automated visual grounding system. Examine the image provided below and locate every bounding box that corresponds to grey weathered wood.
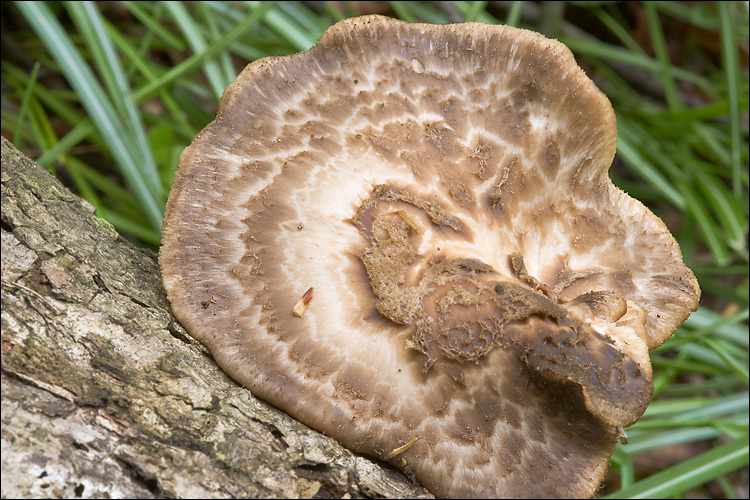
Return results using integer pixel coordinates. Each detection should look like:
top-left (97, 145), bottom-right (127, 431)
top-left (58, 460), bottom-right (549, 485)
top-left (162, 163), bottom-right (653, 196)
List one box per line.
top-left (1, 136), bottom-right (431, 499)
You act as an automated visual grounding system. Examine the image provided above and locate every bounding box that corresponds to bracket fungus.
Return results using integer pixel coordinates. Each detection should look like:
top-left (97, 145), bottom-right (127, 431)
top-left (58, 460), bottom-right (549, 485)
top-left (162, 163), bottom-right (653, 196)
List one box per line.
top-left (160, 16), bottom-right (700, 499)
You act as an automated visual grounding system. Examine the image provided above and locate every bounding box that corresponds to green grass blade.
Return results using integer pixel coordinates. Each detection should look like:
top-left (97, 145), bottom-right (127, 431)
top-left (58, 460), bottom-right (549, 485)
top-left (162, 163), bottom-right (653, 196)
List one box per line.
top-left (561, 36), bottom-right (711, 90)
top-left (718, 1), bottom-right (744, 199)
top-left (68, 1), bottom-right (162, 198)
top-left (389, 2), bottom-right (417, 23)
top-left (506, 1), bottom-right (524, 26)
top-left (3, 63), bottom-right (85, 127)
top-left (451, 1), bottom-right (498, 23)
top-left (165, 2), bottom-right (226, 100)
top-left (629, 416), bottom-right (748, 430)
top-left (276, 1), bottom-right (330, 34)
top-left (98, 207), bottom-right (162, 245)
top-left (604, 437), bottom-right (749, 498)
top-left (592, 6), bottom-right (646, 55)
top-left (463, 1), bottom-right (488, 22)
top-left (679, 182), bottom-right (731, 265)
top-left (662, 342), bottom-right (731, 369)
top-left (132, 1), bottom-right (276, 104)
top-left (12, 61), bottom-right (41, 148)
top-left (395, 1), bottom-right (448, 24)
top-left (650, 349), bottom-right (688, 396)
top-left (683, 307), bottom-right (749, 346)
top-left (65, 155), bottom-right (141, 211)
top-left (644, 2), bottom-right (682, 112)
top-left (123, 1), bottom-right (186, 50)
top-left (650, 356), bottom-right (728, 376)
top-left (16, 1), bottom-right (164, 231)
top-left (666, 96), bottom-right (749, 121)
top-left (611, 448), bottom-right (635, 489)
top-left (246, 1), bottom-right (317, 50)
top-left (27, 95), bottom-right (57, 156)
top-left (644, 393), bottom-right (749, 421)
top-left (66, 2), bottom-right (123, 118)
top-left (321, 2), bottom-right (346, 22)
top-left (616, 134), bottom-right (685, 209)
top-left (649, 0), bottom-right (720, 30)
top-left (694, 169), bottom-right (747, 253)
top-left (197, 2), bottom-right (236, 86)
top-left (691, 121), bottom-right (733, 167)
top-left (622, 427), bottom-right (725, 455)
top-left (35, 119), bottom-right (95, 167)
top-left (64, 156), bottom-right (102, 210)
top-left (103, 19), bottom-right (195, 139)
top-left (700, 337), bottom-right (750, 384)
top-left (660, 374), bottom-right (745, 396)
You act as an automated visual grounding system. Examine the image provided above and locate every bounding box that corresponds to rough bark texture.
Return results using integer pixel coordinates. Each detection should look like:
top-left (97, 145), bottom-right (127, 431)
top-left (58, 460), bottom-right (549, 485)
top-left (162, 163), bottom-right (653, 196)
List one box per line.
top-left (0, 136), bottom-right (432, 500)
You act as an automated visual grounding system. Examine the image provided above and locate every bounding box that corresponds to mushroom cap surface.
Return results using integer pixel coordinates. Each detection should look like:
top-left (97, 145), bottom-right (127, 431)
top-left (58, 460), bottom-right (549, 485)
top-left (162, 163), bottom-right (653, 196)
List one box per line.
top-left (160, 15), bottom-right (700, 498)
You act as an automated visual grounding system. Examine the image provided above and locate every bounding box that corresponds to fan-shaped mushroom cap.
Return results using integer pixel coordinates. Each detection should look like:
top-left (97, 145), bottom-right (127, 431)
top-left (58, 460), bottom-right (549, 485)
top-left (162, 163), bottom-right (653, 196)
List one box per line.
top-left (160, 15), bottom-right (700, 498)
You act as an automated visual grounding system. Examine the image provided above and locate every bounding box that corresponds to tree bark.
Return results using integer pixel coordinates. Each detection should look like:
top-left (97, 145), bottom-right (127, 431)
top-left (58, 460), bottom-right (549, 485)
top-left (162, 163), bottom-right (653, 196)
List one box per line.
top-left (1, 137), bottom-right (431, 499)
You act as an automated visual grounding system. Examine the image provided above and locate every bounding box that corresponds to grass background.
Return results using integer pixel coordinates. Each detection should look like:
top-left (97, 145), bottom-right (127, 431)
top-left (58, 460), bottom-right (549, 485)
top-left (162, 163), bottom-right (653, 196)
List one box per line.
top-left (1, 1), bottom-right (748, 498)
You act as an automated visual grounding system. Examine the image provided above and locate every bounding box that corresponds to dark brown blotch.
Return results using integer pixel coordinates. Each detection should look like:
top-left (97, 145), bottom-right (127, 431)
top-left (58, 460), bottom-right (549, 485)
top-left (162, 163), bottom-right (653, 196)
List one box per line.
top-left (541, 138), bottom-right (561, 176)
top-left (507, 318), bottom-right (653, 427)
top-left (493, 98), bottom-right (532, 146)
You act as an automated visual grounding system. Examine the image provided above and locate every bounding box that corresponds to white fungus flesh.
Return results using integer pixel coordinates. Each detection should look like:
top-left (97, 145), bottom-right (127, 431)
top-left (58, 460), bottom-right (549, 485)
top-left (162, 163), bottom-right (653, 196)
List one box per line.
top-left (160, 16), bottom-right (700, 499)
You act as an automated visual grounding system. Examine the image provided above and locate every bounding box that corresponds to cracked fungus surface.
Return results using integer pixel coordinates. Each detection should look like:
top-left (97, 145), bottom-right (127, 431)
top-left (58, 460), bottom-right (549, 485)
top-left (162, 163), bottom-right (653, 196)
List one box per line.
top-left (160, 16), bottom-right (700, 499)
